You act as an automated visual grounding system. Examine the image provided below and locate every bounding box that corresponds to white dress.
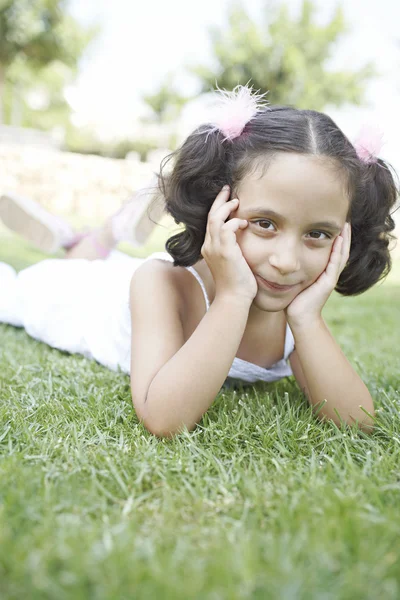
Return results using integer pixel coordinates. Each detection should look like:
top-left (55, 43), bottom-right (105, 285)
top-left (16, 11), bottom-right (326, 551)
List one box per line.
top-left (0, 250), bottom-right (294, 383)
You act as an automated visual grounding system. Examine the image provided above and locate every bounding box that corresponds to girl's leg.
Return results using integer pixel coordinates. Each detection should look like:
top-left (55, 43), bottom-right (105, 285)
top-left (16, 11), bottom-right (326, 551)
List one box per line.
top-left (64, 221), bottom-right (116, 260)
top-left (0, 177), bottom-right (164, 258)
top-left (0, 191), bottom-right (114, 260)
top-left (0, 191), bottom-right (76, 253)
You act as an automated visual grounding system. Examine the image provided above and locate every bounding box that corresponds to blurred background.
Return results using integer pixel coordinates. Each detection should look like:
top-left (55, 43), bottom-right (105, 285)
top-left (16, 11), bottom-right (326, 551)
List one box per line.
top-left (0, 0), bottom-right (399, 259)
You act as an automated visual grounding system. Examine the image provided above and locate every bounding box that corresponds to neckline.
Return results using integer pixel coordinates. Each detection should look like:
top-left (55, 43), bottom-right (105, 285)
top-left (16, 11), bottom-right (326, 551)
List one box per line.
top-left (233, 342), bottom-right (287, 371)
top-left (186, 263), bottom-right (292, 371)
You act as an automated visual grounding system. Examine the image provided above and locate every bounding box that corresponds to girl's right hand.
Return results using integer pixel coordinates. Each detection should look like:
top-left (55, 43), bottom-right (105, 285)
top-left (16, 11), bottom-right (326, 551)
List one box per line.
top-left (201, 185), bottom-right (258, 302)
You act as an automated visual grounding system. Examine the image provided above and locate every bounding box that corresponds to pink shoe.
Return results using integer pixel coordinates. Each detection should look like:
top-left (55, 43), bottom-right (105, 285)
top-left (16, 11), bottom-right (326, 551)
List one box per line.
top-left (0, 191), bottom-right (76, 253)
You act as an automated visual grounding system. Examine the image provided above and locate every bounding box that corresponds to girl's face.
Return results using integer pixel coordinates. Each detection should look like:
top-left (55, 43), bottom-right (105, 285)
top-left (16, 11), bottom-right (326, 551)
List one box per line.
top-left (233, 152), bottom-right (350, 312)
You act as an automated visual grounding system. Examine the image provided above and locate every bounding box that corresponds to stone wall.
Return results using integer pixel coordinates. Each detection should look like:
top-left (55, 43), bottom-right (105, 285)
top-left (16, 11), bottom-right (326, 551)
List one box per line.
top-left (0, 143), bottom-right (157, 225)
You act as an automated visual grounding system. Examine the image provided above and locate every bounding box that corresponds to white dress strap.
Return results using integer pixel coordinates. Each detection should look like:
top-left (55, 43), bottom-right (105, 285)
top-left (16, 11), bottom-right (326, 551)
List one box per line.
top-left (143, 251), bottom-right (210, 312)
top-left (184, 266), bottom-right (210, 311)
top-left (283, 323), bottom-right (295, 359)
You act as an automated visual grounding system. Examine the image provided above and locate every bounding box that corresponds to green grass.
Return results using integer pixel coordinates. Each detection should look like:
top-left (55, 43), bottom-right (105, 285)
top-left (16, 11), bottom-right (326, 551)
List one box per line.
top-left (0, 231), bottom-right (399, 599)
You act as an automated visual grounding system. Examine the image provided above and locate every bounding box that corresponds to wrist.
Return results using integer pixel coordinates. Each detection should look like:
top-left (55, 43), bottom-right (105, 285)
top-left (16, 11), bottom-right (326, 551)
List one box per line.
top-left (287, 314), bottom-right (325, 336)
top-left (213, 291), bottom-right (253, 310)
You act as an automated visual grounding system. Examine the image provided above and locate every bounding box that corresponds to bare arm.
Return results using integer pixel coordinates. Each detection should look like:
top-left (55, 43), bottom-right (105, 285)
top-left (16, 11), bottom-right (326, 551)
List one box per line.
top-left (143, 297), bottom-right (249, 436)
top-left (130, 185), bottom-right (257, 438)
top-left (129, 262), bottom-right (251, 438)
top-left (289, 319), bottom-right (375, 433)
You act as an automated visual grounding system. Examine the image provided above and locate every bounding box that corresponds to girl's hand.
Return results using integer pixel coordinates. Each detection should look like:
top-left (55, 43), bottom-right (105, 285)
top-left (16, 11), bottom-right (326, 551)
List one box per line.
top-left (201, 185), bottom-right (258, 302)
top-left (285, 223), bottom-right (351, 329)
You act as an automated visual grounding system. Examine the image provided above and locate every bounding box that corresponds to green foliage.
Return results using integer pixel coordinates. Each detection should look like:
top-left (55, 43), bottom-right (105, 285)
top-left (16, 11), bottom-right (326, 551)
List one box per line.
top-left (3, 56), bottom-right (73, 129)
top-left (190, 0), bottom-right (374, 110)
top-left (0, 0), bottom-right (94, 69)
top-left (63, 123), bottom-right (106, 156)
top-left (143, 74), bottom-right (191, 123)
top-left (0, 0), bottom-right (98, 125)
top-left (64, 126), bottom-right (159, 162)
top-left (109, 138), bottom-right (159, 161)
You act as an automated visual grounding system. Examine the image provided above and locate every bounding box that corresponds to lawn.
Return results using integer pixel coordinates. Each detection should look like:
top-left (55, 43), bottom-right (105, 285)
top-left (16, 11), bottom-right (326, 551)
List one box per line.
top-left (0, 229), bottom-right (399, 599)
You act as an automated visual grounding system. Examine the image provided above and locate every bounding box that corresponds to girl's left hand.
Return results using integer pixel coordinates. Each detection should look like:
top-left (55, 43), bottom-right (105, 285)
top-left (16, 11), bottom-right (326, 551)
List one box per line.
top-left (285, 223), bottom-right (351, 329)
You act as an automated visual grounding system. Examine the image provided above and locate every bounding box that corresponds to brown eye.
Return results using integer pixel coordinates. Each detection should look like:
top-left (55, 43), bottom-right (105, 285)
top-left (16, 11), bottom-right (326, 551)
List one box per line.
top-left (308, 231), bottom-right (330, 240)
top-left (254, 219), bottom-right (274, 230)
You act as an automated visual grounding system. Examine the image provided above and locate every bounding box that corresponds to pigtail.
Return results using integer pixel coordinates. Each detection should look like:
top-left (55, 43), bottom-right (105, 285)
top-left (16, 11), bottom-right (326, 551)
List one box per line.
top-left (161, 126), bottom-right (232, 266)
top-left (337, 158), bottom-right (398, 295)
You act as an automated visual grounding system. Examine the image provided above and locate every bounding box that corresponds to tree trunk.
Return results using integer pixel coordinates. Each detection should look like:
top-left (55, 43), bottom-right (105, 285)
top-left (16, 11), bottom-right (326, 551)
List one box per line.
top-left (0, 65), bottom-right (5, 125)
top-left (11, 83), bottom-right (22, 127)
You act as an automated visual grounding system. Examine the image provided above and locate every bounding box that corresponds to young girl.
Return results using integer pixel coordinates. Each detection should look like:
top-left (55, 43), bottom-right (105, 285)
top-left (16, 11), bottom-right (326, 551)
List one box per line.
top-left (0, 86), bottom-right (397, 438)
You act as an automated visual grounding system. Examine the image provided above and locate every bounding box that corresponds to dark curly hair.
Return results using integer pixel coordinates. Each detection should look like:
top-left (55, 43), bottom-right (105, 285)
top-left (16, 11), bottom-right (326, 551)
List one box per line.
top-left (158, 104), bottom-right (398, 296)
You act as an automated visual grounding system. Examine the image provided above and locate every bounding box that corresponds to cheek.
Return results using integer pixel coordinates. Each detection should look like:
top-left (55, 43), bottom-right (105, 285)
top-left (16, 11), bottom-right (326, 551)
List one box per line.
top-left (236, 229), bottom-right (262, 257)
top-left (235, 230), bottom-right (253, 258)
top-left (306, 248), bottom-right (332, 281)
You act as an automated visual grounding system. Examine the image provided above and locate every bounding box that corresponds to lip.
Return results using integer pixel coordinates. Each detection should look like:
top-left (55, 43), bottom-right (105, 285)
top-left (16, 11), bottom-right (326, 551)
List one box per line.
top-left (256, 275), bottom-right (298, 293)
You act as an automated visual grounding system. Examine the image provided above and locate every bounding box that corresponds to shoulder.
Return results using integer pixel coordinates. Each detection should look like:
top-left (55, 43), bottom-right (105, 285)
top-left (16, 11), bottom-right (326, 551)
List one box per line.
top-left (129, 257), bottom-right (196, 316)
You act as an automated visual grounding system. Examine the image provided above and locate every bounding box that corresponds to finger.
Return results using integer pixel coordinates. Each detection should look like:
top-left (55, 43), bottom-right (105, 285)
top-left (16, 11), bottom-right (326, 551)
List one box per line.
top-left (339, 223), bottom-right (351, 272)
top-left (345, 222), bottom-right (352, 255)
top-left (216, 198), bottom-right (240, 220)
top-left (211, 219), bottom-right (248, 251)
top-left (325, 235), bottom-right (344, 281)
top-left (208, 198), bottom-right (239, 239)
top-left (220, 218), bottom-right (248, 234)
top-left (218, 219), bottom-right (248, 249)
top-left (209, 185), bottom-right (232, 215)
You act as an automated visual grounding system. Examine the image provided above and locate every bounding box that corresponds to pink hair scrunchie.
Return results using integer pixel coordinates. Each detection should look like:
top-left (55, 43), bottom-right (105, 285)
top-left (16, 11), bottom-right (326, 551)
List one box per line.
top-left (203, 84), bottom-right (269, 141)
top-left (354, 125), bottom-right (384, 164)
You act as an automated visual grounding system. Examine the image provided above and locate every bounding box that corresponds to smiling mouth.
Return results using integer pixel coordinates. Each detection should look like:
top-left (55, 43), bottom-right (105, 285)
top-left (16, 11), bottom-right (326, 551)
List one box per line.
top-left (256, 275), bottom-right (298, 292)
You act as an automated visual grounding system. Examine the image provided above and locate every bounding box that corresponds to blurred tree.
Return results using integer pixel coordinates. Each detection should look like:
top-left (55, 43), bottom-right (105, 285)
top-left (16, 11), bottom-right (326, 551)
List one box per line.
top-left (4, 55), bottom-right (72, 131)
top-left (143, 75), bottom-right (189, 123)
top-left (189, 0), bottom-right (374, 110)
top-left (0, 0), bottom-right (97, 125)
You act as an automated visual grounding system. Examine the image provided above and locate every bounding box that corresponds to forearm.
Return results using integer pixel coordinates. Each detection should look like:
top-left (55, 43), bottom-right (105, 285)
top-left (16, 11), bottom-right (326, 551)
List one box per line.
top-left (291, 318), bottom-right (375, 433)
top-left (143, 296), bottom-right (251, 437)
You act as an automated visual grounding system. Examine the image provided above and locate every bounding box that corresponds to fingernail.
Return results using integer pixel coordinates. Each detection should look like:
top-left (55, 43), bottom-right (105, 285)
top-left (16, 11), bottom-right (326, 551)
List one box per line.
top-left (222, 184), bottom-right (230, 190)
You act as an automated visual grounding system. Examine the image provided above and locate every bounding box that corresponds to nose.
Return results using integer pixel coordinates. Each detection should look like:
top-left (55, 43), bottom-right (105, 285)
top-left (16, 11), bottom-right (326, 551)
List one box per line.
top-left (268, 240), bottom-right (301, 275)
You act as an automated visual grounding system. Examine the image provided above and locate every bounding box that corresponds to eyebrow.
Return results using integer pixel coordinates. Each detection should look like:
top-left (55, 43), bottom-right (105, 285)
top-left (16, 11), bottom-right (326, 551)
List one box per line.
top-left (243, 207), bottom-right (343, 233)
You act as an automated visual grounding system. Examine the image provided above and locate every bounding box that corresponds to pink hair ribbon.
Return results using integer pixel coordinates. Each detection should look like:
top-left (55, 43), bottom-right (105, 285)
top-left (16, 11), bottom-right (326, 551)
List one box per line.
top-left (204, 84), bottom-right (269, 141)
top-left (354, 125), bottom-right (384, 164)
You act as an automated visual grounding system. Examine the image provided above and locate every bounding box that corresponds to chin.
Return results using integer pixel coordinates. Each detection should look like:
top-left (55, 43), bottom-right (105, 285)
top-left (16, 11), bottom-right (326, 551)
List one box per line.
top-left (251, 292), bottom-right (292, 312)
